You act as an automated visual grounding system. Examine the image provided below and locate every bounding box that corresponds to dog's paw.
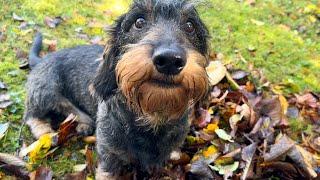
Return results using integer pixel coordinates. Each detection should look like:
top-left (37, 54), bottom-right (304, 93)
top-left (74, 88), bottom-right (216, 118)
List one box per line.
top-left (76, 123), bottom-right (94, 136)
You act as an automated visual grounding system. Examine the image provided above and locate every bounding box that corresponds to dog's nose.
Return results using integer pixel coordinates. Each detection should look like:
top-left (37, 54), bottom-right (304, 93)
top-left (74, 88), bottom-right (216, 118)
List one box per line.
top-left (152, 46), bottom-right (186, 75)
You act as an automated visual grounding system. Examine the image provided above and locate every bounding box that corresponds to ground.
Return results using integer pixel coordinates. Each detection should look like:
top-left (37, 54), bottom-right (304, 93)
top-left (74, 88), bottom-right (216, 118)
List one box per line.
top-left (0, 0), bottom-right (319, 177)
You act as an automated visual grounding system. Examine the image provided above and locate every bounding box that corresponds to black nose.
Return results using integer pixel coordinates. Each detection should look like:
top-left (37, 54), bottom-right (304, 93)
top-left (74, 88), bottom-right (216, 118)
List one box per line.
top-left (152, 45), bottom-right (186, 75)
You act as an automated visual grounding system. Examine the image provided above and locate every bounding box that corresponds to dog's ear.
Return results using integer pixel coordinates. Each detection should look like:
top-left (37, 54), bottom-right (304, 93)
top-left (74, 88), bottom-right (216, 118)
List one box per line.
top-left (91, 16), bottom-right (125, 100)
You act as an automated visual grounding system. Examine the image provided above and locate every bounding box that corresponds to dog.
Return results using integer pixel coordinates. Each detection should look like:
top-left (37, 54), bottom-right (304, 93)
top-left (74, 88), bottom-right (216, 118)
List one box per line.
top-left (24, 0), bottom-right (210, 178)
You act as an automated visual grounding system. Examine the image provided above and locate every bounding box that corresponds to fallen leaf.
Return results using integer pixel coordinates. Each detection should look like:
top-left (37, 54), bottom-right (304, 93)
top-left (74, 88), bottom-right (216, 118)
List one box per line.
top-left (0, 164), bottom-right (29, 179)
top-left (231, 71), bottom-right (249, 80)
top-left (206, 61), bottom-right (227, 86)
top-left (286, 106), bottom-right (299, 119)
top-left (64, 170), bottom-right (87, 180)
top-left (0, 81), bottom-right (7, 90)
top-left (202, 145), bottom-right (219, 158)
top-left (190, 159), bottom-right (214, 179)
top-left (241, 143), bottom-right (257, 180)
top-left (57, 114), bottom-right (78, 145)
top-left (0, 153), bottom-right (27, 167)
top-left (0, 122), bottom-right (9, 140)
top-left (73, 164), bottom-right (87, 172)
top-left (264, 135), bottom-right (295, 162)
top-left (211, 86), bottom-right (221, 98)
top-left (0, 93), bottom-right (13, 109)
top-left (44, 16), bottom-right (63, 28)
top-left (85, 145), bottom-right (94, 175)
top-left (12, 13), bottom-right (24, 21)
top-left (210, 161), bottom-right (239, 175)
top-left (295, 93), bottom-right (318, 108)
top-left (29, 166), bottom-right (53, 180)
top-left (287, 145), bottom-right (318, 178)
top-left (203, 122), bottom-right (219, 134)
top-left (43, 39), bottom-right (57, 52)
top-left (260, 162), bottom-right (300, 179)
top-left (229, 114), bottom-right (243, 136)
top-left (194, 108), bottom-right (211, 128)
top-left (215, 129), bottom-right (234, 142)
top-left (255, 96), bottom-right (282, 126)
top-left (29, 133), bottom-right (56, 163)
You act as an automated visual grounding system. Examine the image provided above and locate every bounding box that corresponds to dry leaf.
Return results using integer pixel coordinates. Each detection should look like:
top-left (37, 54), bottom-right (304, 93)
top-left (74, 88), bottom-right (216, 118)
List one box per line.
top-left (29, 166), bottom-right (53, 180)
top-left (264, 135), bottom-right (295, 161)
top-left (241, 143), bottom-right (257, 180)
top-left (287, 145), bottom-right (318, 178)
top-left (0, 93), bottom-right (13, 109)
top-left (215, 129), bottom-right (234, 142)
top-left (0, 122), bottom-right (9, 140)
top-left (206, 61), bottom-right (227, 86)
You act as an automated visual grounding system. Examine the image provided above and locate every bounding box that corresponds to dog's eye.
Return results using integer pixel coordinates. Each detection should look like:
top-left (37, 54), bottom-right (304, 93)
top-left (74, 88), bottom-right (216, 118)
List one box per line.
top-left (184, 21), bottom-right (195, 34)
top-left (134, 17), bottom-right (146, 29)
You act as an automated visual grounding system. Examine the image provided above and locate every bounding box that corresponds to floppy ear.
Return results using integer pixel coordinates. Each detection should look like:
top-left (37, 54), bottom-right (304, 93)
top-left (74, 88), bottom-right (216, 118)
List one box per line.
top-left (91, 16), bottom-right (125, 100)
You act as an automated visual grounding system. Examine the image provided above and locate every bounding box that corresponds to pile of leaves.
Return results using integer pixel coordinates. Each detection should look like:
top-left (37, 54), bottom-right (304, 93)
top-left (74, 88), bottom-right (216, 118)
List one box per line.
top-left (158, 61), bottom-right (320, 179)
top-left (1, 60), bottom-right (320, 179)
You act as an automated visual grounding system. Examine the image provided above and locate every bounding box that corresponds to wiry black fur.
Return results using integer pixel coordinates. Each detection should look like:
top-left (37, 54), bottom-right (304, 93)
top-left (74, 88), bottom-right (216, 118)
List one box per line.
top-left (24, 0), bottom-right (210, 177)
top-left (24, 44), bottom-right (103, 134)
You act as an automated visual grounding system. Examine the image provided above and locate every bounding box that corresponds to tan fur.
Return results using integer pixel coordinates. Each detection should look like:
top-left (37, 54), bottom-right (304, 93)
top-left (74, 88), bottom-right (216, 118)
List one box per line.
top-left (115, 45), bottom-right (209, 127)
top-left (26, 118), bottom-right (55, 139)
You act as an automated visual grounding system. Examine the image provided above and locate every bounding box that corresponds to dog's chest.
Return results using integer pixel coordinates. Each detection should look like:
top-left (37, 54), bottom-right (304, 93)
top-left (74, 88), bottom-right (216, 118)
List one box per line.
top-left (98, 94), bottom-right (190, 167)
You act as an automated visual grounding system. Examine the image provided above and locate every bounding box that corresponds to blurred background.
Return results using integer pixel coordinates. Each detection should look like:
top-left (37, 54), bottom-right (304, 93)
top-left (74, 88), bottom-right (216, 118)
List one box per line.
top-left (0, 0), bottom-right (319, 176)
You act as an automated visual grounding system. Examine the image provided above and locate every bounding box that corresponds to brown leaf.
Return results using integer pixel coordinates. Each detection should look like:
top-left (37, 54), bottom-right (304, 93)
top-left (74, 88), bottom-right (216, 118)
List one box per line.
top-left (287, 145), bottom-right (318, 178)
top-left (255, 96), bottom-right (282, 127)
top-left (85, 145), bottom-right (94, 175)
top-left (29, 166), bottom-right (53, 180)
top-left (44, 16), bottom-right (63, 28)
top-left (43, 39), bottom-right (57, 52)
top-left (64, 170), bottom-right (87, 180)
top-left (241, 143), bottom-right (257, 180)
top-left (264, 135), bottom-right (295, 162)
top-left (0, 164), bottom-right (29, 179)
top-left (57, 114), bottom-right (78, 145)
top-left (295, 93), bottom-right (318, 108)
top-left (260, 162), bottom-right (300, 179)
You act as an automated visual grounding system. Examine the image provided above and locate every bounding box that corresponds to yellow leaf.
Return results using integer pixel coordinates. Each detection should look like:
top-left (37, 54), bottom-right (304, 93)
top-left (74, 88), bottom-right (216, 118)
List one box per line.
top-left (29, 133), bottom-right (54, 163)
top-left (204, 122), bottom-right (219, 134)
top-left (203, 145), bottom-right (218, 158)
top-left (279, 95), bottom-right (288, 115)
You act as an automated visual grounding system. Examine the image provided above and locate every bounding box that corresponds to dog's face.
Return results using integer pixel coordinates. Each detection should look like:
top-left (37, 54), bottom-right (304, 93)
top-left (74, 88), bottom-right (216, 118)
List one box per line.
top-left (93, 0), bottom-right (210, 126)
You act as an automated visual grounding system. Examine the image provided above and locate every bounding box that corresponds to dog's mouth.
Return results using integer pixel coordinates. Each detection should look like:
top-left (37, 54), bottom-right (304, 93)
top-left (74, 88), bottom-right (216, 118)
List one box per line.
top-left (149, 78), bottom-right (181, 88)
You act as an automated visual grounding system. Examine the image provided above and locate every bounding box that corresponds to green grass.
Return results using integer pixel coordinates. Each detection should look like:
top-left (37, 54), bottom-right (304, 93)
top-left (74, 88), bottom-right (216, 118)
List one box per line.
top-left (0, 0), bottom-right (319, 177)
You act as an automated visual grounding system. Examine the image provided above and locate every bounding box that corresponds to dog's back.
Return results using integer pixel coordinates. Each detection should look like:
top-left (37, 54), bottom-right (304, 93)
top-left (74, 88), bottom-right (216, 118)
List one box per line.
top-left (24, 34), bottom-right (103, 137)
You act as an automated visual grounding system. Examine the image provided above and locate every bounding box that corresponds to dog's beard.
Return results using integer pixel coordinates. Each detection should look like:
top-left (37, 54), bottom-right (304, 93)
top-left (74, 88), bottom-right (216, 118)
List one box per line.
top-left (115, 45), bottom-right (209, 127)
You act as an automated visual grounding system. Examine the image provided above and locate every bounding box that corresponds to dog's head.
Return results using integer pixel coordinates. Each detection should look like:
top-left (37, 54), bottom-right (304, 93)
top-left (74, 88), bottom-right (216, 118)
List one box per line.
top-left (93, 0), bottom-right (210, 126)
